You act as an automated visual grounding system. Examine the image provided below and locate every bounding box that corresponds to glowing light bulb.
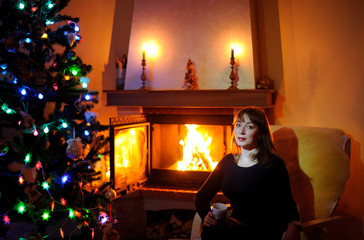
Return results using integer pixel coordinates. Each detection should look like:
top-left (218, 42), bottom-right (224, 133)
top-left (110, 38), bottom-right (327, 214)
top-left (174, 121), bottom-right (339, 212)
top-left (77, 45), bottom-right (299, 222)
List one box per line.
top-left (18, 2), bottom-right (25, 9)
top-left (84, 94), bottom-right (91, 101)
top-left (62, 122), bottom-right (68, 128)
top-left (44, 126), bottom-right (49, 133)
top-left (69, 209), bottom-right (74, 218)
top-left (33, 129), bottom-right (38, 136)
top-left (84, 130), bottom-right (90, 136)
top-left (38, 93), bottom-right (44, 99)
top-left (82, 82), bottom-right (87, 88)
top-left (62, 175), bottom-right (69, 184)
top-left (17, 202), bottom-right (26, 214)
top-left (42, 181), bottom-right (50, 190)
top-left (24, 153), bottom-right (31, 163)
top-left (21, 88), bottom-right (27, 96)
top-left (18, 176), bottom-right (24, 184)
top-left (36, 161), bottom-right (42, 170)
top-left (47, 2), bottom-right (54, 9)
top-left (42, 211), bottom-right (50, 220)
top-left (25, 38), bottom-right (31, 43)
top-left (3, 215), bottom-right (10, 224)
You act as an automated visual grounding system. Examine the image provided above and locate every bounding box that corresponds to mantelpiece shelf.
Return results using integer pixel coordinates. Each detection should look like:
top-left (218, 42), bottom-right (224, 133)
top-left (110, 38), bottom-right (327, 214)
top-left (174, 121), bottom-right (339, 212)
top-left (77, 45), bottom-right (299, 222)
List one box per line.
top-left (104, 89), bottom-right (275, 108)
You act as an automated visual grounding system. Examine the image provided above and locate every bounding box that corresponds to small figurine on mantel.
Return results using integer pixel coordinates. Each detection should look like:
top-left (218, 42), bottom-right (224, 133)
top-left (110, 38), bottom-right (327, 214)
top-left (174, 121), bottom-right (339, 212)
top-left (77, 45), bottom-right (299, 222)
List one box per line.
top-left (183, 59), bottom-right (199, 90)
top-left (256, 75), bottom-right (272, 89)
top-left (116, 54), bottom-right (127, 90)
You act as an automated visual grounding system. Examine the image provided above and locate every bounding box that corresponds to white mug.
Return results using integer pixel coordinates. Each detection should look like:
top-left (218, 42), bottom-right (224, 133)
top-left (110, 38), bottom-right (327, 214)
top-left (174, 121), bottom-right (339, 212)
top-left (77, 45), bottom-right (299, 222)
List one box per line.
top-left (212, 203), bottom-right (227, 220)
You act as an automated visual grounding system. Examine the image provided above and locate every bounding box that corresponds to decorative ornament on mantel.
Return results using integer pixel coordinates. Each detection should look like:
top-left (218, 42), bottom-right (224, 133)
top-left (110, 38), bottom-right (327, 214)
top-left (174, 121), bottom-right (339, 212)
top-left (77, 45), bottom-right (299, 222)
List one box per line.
top-left (183, 59), bottom-right (199, 90)
top-left (227, 44), bottom-right (238, 90)
top-left (256, 76), bottom-right (272, 89)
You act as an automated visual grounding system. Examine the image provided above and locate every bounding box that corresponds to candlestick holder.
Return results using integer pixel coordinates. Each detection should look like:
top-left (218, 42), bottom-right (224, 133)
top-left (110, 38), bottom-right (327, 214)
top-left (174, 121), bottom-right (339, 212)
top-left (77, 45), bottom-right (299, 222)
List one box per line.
top-left (227, 57), bottom-right (238, 90)
top-left (139, 59), bottom-right (148, 90)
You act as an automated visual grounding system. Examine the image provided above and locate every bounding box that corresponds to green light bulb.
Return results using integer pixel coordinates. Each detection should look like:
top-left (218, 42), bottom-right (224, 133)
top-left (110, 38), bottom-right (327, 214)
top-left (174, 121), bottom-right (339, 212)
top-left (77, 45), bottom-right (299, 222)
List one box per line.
top-left (42, 211), bottom-right (50, 220)
top-left (69, 209), bottom-right (74, 218)
top-left (24, 153), bottom-right (31, 163)
top-left (42, 181), bottom-right (50, 190)
top-left (17, 202), bottom-right (26, 214)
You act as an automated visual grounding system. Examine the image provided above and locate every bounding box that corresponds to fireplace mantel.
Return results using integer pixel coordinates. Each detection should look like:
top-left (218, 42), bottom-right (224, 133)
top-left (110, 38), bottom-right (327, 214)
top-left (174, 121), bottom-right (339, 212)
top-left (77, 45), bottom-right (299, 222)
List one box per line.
top-left (104, 89), bottom-right (275, 108)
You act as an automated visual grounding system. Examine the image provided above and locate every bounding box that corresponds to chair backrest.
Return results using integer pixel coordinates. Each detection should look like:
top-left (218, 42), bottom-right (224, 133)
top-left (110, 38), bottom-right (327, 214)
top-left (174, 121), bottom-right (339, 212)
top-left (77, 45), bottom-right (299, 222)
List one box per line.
top-left (270, 125), bottom-right (351, 221)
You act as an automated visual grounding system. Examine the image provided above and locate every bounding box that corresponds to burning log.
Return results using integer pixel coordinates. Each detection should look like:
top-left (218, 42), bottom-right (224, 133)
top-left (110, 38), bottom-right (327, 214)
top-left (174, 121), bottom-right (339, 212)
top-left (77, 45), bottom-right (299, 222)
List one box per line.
top-left (194, 147), bottom-right (213, 171)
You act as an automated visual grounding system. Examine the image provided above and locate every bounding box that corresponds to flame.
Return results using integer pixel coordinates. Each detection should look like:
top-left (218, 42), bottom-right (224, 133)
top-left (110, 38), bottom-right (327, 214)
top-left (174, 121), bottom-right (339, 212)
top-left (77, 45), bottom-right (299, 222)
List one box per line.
top-left (177, 124), bottom-right (218, 171)
top-left (115, 129), bottom-right (137, 169)
top-left (113, 126), bottom-right (148, 188)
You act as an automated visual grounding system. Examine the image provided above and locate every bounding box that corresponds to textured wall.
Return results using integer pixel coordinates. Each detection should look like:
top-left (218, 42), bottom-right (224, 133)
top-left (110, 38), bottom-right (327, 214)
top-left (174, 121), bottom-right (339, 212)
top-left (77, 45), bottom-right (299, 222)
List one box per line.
top-left (125, 0), bottom-right (255, 90)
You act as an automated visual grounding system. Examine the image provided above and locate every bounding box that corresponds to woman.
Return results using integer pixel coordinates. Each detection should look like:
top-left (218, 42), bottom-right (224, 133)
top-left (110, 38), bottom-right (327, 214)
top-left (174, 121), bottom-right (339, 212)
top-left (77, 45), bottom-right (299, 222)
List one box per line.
top-left (195, 107), bottom-right (300, 240)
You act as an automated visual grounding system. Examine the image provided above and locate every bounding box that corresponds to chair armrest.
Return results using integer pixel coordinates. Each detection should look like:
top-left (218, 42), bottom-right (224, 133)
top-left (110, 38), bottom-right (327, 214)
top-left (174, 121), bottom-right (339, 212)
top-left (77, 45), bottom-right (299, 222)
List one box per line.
top-left (301, 216), bottom-right (343, 231)
top-left (190, 212), bottom-right (202, 240)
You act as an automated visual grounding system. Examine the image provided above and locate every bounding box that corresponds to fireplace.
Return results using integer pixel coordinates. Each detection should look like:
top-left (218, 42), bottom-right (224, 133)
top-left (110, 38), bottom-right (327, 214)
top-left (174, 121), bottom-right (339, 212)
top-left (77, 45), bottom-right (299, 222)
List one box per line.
top-left (107, 89), bottom-right (275, 195)
top-left (109, 109), bottom-right (235, 194)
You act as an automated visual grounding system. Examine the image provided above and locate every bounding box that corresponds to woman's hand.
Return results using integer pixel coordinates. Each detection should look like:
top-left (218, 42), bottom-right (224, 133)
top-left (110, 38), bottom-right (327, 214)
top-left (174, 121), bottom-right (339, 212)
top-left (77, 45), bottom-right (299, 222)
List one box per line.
top-left (282, 222), bottom-right (301, 240)
top-left (203, 212), bottom-right (216, 227)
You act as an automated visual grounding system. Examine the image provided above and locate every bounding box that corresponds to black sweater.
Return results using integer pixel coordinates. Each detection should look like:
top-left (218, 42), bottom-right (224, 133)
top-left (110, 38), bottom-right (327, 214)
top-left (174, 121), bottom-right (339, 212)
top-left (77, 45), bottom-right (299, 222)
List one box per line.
top-left (195, 153), bottom-right (300, 233)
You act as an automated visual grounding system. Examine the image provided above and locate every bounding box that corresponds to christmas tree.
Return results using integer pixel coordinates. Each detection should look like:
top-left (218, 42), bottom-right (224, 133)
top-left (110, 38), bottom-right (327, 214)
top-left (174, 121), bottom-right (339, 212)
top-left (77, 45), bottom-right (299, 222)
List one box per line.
top-left (0, 0), bottom-right (115, 239)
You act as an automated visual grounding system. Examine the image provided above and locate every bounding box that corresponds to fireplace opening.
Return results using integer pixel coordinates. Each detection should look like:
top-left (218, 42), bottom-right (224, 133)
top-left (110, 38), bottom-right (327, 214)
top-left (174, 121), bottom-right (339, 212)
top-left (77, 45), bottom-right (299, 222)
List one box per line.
top-left (110, 112), bottom-right (234, 193)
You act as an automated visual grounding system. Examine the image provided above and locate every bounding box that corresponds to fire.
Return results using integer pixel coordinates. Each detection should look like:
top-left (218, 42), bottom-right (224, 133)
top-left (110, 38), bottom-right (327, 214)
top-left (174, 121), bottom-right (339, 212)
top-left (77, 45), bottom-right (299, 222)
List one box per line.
top-left (113, 126), bottom-right (148, 188)
top-left (177, 124), bottom-right (218, 171)
top-left (115, 128), bottom-right (136, 168)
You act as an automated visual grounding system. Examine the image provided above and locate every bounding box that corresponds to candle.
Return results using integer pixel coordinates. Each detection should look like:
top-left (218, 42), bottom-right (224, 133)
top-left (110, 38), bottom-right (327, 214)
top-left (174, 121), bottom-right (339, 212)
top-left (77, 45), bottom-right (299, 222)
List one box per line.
top-left (231, 44), bottom-right (235, 59)
top-left (142, 50), bottom-right (145, 61)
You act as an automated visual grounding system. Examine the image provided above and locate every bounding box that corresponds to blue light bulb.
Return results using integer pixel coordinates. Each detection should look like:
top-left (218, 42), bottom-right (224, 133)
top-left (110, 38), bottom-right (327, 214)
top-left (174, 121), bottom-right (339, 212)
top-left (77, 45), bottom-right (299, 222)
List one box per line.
top-left (21, 88), bottom-right (27, 96)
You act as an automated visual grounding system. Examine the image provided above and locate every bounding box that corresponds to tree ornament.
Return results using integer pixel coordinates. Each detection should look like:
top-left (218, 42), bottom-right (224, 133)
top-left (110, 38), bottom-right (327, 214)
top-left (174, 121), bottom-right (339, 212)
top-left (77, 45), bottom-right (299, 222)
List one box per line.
top-left (85, 111), bottom-right (97, 125)
top-left (67, 32), bottom-right (76, 47)
top-left (105, 188), bottom-right (117, 200)
top-left (44, 47), bottom-right (54, 63)
top-left (19, 111), bottom-right (36, 134)
top-left (98, 211), bottom-right (109, 225)
top-left (67, 51), bottom-right (77, 60)
top-left (4, 35), bottom-right (19, 53)
top-left (24, 183), bottom-right (43, 208)
top-left (0, 139), bottom-right (9, 156)
top-left (31, 20), bottom-right (47, 37)
top-left (66, 137), bottom-right (84, 160)
top-left (102, 228), bottom-right (120, 240)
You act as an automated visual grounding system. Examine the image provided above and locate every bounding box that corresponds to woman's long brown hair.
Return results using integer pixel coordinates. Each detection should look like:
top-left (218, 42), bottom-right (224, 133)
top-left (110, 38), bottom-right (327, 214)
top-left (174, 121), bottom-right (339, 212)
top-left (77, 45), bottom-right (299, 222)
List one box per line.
top-left (230, 107), bottom-right (276, 167)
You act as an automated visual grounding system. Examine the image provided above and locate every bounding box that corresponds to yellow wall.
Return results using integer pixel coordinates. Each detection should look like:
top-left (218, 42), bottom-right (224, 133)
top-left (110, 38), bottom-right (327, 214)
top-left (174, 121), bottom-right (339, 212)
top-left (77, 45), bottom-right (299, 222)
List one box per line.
top-left (268, 0), bottom-right (364, 239)
top-left (64, 0), bottom-right (364, 238)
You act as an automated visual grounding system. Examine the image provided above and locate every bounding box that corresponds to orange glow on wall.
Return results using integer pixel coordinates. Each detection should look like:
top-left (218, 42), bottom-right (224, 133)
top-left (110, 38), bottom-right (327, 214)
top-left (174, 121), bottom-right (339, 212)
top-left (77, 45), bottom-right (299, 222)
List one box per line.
top-left (230, 43), bottom-right (244, 58)
top-left (141, 41), bottom-right (159, 60)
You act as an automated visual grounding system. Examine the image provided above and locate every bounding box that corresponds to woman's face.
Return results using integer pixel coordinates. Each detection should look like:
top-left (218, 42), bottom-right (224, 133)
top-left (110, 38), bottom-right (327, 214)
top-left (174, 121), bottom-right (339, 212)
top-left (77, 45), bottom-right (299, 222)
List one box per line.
top-left (234, 113), bottom-right (261, 150)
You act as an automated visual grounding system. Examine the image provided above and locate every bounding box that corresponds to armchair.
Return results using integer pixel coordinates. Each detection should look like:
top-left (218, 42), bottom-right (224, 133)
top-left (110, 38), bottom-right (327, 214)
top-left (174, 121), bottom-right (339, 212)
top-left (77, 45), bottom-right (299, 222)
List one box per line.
top-left (190, 125), bottom-right (351, 240)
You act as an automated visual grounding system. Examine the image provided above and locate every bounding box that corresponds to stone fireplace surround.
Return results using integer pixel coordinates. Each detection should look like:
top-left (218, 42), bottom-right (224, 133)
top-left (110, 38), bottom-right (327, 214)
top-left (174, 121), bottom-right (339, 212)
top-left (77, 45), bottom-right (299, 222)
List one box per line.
top-left (106, 89), bottom-right (274, 239)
